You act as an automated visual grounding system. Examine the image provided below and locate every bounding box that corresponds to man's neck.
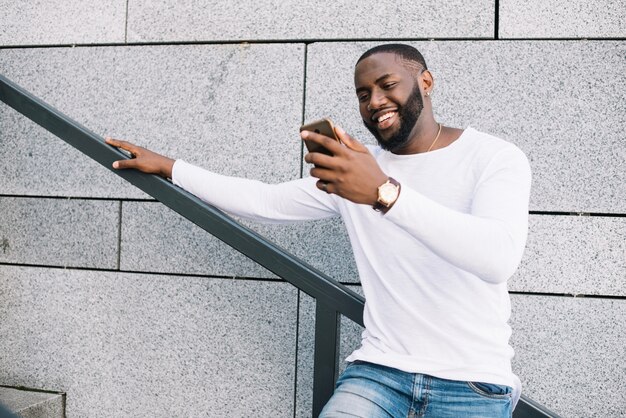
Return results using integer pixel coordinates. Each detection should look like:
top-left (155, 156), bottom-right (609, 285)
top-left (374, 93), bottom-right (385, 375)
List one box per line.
top-left (394, 119), bottom-right (440, 155)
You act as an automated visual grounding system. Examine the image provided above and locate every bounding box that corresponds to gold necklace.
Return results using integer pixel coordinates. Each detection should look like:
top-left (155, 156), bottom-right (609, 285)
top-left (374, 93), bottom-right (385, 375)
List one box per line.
top-left (426, 123), bottom-right (443, 152)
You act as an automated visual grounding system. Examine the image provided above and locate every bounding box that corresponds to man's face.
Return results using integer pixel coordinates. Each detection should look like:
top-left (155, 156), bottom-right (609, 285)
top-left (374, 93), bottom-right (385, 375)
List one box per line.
top-left (354, 52), bottom-right (424, 152)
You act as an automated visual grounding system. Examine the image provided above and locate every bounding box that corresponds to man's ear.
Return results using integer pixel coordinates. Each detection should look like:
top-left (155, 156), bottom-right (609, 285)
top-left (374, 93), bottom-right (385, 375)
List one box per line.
top-left (419, 70), bottom-right (434, 96)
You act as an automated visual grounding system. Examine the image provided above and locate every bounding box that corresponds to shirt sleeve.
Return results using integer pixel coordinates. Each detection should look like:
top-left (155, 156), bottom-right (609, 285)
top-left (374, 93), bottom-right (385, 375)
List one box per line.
top-left (171, 159), bottom-right (339, 223)
top-left (385, 146), bottom-right (532, 284)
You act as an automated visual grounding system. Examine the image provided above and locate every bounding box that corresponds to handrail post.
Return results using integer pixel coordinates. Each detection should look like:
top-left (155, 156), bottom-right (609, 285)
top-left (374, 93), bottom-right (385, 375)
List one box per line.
top-left (312, 301), bottom-right (341, 417)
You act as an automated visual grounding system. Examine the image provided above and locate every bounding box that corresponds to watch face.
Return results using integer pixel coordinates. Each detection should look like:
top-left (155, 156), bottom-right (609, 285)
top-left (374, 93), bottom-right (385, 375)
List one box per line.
top-left (379, 182), bottom-right (399, 206)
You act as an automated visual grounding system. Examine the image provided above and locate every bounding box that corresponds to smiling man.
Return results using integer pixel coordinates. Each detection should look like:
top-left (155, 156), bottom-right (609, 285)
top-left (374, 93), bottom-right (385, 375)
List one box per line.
top-left (356, 46), bottom-right (441, 154)
top-left (106, 43), bottom-right (531, 417)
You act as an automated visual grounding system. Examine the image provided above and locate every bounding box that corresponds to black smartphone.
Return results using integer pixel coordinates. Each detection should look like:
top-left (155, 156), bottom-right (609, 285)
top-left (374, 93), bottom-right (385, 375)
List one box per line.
top-left (300, 118), bottom-right (340, 156)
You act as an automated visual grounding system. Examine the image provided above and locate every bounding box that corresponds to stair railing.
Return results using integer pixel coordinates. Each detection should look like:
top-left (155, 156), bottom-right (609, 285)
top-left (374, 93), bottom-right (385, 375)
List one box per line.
top-left (0, 74), bottom-right (559, 418)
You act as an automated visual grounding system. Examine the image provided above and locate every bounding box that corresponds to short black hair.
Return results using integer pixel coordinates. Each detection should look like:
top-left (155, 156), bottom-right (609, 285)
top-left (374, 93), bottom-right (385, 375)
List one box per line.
top-left (356, 43), bottom-right (428, 72)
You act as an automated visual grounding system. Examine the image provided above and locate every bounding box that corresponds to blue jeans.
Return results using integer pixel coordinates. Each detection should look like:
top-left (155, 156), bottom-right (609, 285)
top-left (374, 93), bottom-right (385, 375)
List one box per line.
top-left (320, 361), bottom-right (512, 418)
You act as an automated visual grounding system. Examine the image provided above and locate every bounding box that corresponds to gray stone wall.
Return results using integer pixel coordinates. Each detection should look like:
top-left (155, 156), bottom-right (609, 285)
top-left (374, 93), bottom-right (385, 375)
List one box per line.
top-left (0, 1), bottom-right (624, 417)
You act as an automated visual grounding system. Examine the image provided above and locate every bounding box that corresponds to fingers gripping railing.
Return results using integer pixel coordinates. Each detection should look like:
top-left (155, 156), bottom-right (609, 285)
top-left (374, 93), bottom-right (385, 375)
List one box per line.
top-left (0, 74), bottom-right (559, 418)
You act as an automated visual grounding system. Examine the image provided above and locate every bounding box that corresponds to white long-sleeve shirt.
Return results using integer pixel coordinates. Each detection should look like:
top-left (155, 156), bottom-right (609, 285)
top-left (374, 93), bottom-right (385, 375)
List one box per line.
top-left (172, 127), bottom-right (532, 404)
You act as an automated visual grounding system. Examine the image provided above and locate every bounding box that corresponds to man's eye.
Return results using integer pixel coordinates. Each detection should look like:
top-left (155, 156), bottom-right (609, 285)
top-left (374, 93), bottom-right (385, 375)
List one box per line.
top-left (358, 94), bottom-right (369, 102)
top-left (383, 83), bottom-right (396, 89)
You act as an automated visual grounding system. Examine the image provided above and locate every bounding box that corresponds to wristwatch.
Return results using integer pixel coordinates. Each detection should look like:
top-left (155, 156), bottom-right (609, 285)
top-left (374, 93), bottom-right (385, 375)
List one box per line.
top-left (373, 177), bottom-right (401, 212)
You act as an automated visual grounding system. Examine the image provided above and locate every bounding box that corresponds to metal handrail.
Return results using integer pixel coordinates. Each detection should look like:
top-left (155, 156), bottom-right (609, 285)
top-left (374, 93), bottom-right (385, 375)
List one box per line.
top-left (0, 73), bottom-right (560, 418)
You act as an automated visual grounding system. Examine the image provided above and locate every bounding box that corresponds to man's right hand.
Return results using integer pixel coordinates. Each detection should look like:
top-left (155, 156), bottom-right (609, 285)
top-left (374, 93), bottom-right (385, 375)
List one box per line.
top-left (105, 137), bottom-right (175, 179)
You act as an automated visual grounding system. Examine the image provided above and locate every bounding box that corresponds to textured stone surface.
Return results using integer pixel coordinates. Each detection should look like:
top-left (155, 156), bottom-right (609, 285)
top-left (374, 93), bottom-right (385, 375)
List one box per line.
top-left (120, 201), bottom-right (272, 277)
top-left (127, 0), bottom-right (493, 42)
top-left (0, 265), bottom-right (297, 417)
top-left (120, 201), bottom-right (359, 281)
top-left (0, 0), bottom-right (126, 46)
top-left (0, 387), bottom-right (64, 418)
top-left (0, 43), bottom-right (304, 198)
top-left (0, 197), bottom-right (119, 269)
top-left (0, 5), bottom-right (623, 418)
top-left (511, 215), bottom-right (626, 296)
top-left (510, 294), bottom-right (626, 418)
top-left (500, 0), bottom-right (626, 38)
top-left (305, 41), bottom-right (626, 213)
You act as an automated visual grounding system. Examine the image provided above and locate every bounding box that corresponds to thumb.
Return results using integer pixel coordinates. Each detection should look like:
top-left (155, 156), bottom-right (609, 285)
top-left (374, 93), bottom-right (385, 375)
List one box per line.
top-left (335, 126), bottom-right (368, 153)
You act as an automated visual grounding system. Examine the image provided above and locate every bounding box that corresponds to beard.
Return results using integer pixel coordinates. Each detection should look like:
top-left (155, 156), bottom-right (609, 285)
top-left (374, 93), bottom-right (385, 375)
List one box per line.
top-left (364, 83), bottom-right (424, 153)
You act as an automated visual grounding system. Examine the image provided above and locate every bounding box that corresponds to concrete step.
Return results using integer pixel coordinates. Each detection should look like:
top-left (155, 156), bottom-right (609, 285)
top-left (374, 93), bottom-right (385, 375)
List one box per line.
top-left (0, 386), bottom-right (64, 418)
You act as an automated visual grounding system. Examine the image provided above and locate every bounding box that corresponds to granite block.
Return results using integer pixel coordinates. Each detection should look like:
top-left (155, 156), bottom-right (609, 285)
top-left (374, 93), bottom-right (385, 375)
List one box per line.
top-left (120, 200), bottom-right (272, 277)
top-left (0, 197), bottom-right (119, 269)
top-left (295, 287), bottom-right (364, 418)
top-left (270, 216), bottom-right (358, 284)
top-left (0, 387), bottom-right (64, 418)
top-left (0, 43), bottom-right (304, 198)
top-left (0, 0), bottom-right (126, 46)
top-left (127, 0), bottom-right (493, 42)
top-left (510, 294), bottom-right (626, 417)
top-left (120, 201), bottom-right (359, 282)
top-left (0, 265), bottom-right (298, 417)
top-left (500, 0), bottom-right (626, 38)
top-left (305, 41), bottom-right (626, 213)
top-left (511, 215), bottom-right (626, 296)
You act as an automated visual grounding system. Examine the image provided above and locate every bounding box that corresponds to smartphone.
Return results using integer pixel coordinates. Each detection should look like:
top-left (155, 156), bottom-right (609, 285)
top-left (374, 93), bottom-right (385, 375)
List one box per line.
top-left (300, 118), bottom-right (340, 156)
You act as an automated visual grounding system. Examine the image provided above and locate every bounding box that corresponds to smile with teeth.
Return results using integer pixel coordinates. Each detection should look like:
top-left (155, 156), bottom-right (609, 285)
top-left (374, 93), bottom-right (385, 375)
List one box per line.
top-left (378, 112), bottom-right (395, 123)
top-left (374, 111), bottom-right (397, 130)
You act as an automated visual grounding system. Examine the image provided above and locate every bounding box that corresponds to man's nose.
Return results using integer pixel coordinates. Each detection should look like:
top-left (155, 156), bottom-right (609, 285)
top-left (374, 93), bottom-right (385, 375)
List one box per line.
top-left (368, 90), bottom-right (388, 111)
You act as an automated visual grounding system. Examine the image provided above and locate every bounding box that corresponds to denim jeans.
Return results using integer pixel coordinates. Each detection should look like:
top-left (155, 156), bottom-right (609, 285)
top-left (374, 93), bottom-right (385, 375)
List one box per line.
top-left (320, 361), bottom-right (512, 418)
